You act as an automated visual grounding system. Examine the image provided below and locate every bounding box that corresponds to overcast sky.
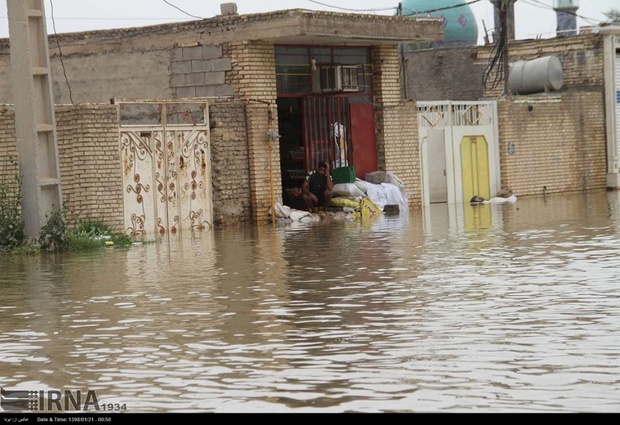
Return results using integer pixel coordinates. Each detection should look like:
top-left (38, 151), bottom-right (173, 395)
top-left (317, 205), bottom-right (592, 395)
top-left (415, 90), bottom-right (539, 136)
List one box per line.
top-left (0, 0), bottom-right (617, 43)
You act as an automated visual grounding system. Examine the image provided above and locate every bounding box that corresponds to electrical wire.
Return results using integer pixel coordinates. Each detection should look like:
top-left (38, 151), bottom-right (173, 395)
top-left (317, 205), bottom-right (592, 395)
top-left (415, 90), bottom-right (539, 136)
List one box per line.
top-left (162, 0), bottom-right (203, 20)
top-left (522, 0), bottom-right (609, 26)
top-left (1, 0), bottom-right (612, 36)
top-left (307, 0), bottom-right (394, 13)
top-left (482, 0), bottom-right (510, 93)
top-left (49, 0), bottom-right (74, 105)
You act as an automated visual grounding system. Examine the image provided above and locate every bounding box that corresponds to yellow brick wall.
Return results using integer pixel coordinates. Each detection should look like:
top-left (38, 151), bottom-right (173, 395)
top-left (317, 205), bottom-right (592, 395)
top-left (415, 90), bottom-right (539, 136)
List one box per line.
top-left (0, 107), bottom-right (18, 194)
top-left (498, 92), bottom-right (607, 197)
top-left (1, 104), bottom-right (124, 232)
top-left (209, 101), bottom-right (252, 225)
top-left (55, 105), bottom-right (124, 232)
top-left (2, 102), bottom-right (257, 232)
top-left (372, 45), bottom-right (420, 209)
top-left (230, 41), bottom-right (282, 223)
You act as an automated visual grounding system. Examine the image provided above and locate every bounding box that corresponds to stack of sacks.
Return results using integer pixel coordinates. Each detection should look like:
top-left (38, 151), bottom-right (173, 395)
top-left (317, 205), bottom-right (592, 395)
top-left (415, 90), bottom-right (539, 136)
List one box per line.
top-left (329, 182), bottom-right (365, 209)
top-left (354, 177), bottom-right (408, 213)
top-left (329, 173), bottom-right (409, 214)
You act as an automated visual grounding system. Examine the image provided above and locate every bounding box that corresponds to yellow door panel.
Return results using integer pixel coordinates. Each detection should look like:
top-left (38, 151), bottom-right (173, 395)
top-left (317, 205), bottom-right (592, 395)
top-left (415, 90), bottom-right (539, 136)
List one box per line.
top-left (461, 136), bottom-right (490, 203)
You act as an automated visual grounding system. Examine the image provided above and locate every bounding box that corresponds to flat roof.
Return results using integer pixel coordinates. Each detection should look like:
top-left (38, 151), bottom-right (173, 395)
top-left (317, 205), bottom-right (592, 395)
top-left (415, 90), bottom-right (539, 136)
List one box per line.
top-left (0, 8), bottom-right (443, 50)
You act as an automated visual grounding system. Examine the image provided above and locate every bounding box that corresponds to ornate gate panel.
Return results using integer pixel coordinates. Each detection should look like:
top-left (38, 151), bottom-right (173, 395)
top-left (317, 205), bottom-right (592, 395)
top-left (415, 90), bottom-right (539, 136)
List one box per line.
top-left (120, 130), bottom-right (158, 238)
top-left (169, 129), bottom-right (212, 233)
top-left (119, 101), bottom-right (212, 238)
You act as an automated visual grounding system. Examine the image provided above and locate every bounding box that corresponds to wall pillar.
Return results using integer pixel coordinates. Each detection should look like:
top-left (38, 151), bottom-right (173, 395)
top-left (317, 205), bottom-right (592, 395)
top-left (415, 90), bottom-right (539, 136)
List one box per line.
top-left (372, 44), bottom-right (420, 208)
top-left (230, 41), bottom-right (281, 223)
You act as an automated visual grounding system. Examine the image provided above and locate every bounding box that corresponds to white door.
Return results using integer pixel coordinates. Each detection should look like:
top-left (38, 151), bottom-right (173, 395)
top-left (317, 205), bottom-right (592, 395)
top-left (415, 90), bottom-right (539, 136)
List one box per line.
top-left (427, 129), bottom-right (448, 203)
top-left (418, 101), bottom-right (500, 206)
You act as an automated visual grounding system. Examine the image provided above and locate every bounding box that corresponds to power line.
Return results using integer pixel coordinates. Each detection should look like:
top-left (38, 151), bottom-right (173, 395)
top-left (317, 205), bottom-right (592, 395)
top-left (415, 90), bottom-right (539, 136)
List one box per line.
top-left (49, 0), bottom-right (74, 105)
top-left (307, 0), bottom-right (394, 13)
top-left (522, 0), bottom-right (609, 26)
top-left (0, 0), bottom-right (612, 38)
top-left (162, 0), bottom-right (203, 20)
top-left (482, 0), bottom-right (513, 94)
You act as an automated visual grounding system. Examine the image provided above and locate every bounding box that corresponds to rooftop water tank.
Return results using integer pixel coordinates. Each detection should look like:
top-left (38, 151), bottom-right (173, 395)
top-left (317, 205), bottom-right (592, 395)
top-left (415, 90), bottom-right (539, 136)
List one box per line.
top-left (507, 55), bottom-right (564, 95)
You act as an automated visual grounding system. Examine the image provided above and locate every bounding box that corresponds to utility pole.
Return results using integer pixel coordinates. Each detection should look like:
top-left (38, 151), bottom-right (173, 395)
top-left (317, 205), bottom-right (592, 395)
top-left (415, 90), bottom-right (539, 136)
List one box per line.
top-left (492, 0), bottom-right (516, 94)
top-left (7, 0), bottom-right (62, 238)
top-left (500, 0), bottom-right (510, 94)
top-left (490, 0), bottom-right (516, 41)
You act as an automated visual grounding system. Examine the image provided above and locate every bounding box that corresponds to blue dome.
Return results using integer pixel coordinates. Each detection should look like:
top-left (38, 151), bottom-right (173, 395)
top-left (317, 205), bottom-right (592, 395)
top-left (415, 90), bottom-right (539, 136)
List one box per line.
top-left (399, 0), bottom-right (479, 47)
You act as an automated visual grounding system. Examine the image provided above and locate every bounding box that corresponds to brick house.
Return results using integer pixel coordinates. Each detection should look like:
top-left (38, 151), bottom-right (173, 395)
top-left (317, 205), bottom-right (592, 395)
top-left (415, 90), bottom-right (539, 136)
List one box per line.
top-left (0, 7), bottom-right (442, 235)
top-left (405, 26), bottom-right (620, 202)
top-left (3, 6), bottom-right (617, 237)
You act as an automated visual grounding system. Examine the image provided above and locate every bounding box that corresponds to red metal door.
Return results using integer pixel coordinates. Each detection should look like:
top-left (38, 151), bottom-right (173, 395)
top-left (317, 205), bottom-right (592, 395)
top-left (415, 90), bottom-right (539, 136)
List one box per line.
top-left (350, 103), bottom-right (377, 179)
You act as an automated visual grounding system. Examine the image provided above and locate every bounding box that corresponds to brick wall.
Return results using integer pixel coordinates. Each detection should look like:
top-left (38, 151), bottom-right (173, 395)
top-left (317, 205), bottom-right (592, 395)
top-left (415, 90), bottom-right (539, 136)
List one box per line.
top-left (372, 45), bottom-right (420, 209)
top-left (377, 102), bottom-right (421, 208)
top-left (55, 104), bottom-right (124, 231)
top-left (2, 102), bottom-right (253, 232)
top-left (498, 92), bottom-right (607, 197)
top-left (0, 107), bottom-right (18, 195)
top-left (1, 104), bottom-right (124, 232)
top-left (229, 41), bottom-right (281, 223)
top-left (209, 101), bottom-right (252, 225)
top-left (404, 34), bottom-right (608, 202)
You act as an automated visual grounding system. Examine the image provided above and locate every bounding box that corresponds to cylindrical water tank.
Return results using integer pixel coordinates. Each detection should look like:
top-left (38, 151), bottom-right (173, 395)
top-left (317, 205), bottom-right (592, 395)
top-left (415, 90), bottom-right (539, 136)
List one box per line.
top-left (507, 55), bottom-right (564, 95)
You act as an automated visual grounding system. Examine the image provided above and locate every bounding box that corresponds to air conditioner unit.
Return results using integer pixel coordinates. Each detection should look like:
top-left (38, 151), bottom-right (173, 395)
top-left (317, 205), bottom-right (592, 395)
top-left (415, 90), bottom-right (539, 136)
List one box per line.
top-left (318, 65), bottom-right (361, 93)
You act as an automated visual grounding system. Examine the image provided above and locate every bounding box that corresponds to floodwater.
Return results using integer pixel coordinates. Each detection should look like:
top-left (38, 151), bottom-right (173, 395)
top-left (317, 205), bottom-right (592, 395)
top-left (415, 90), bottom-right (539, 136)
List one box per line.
top-left (1, 191), bottom-right (620, 413)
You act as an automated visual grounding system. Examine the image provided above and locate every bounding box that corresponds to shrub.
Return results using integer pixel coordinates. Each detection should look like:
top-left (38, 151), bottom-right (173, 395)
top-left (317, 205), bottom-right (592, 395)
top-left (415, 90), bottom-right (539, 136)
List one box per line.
top-left (38, 206), bottom-right (70, 252)
top-left (0, 157), bottom-right (25, 251)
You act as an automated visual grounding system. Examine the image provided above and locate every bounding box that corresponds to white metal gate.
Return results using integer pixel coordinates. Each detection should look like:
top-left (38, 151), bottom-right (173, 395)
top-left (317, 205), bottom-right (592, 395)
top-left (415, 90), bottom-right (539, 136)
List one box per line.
top-left (418, 101), bottom-right (500, 206)
top-left (119, 101), bottom-right (212, 238)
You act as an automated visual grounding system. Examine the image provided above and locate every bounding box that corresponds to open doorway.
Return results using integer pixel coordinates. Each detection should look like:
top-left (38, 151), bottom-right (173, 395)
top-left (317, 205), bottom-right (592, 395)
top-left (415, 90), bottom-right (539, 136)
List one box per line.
top-left (278, 94), bottom-right (378, 210)
top-left (277, 97), bottom-right (306, 210)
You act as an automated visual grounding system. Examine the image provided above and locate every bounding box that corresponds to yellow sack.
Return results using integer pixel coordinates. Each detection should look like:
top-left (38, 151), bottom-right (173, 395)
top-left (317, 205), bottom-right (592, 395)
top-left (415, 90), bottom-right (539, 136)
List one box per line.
top-left (360, 198), bottom-right (382, 220)
top-left (329, 197), bottom-right (360, 209)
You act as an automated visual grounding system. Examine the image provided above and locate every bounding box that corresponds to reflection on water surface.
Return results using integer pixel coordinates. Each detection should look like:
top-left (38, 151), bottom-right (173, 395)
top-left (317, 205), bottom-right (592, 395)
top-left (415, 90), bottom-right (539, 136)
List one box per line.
top-left (1, 192), bottom-right (619, 412)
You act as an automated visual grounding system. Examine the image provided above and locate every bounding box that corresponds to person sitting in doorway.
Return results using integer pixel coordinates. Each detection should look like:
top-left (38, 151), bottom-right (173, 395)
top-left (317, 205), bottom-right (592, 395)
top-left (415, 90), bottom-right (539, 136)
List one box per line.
top-left (302, 160), bottom-right (334, 212)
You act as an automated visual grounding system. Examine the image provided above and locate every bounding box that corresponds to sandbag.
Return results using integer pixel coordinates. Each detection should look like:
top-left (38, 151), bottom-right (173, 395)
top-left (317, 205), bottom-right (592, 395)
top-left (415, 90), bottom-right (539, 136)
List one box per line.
top-left (332, 182), bottom-right (365, 198)
top-left (329, 197), bottom-right (360, 209)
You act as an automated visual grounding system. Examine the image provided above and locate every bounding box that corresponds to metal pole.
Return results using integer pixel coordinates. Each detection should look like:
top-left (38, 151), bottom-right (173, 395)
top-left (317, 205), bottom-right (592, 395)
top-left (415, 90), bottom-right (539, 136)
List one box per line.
top-left (268, 105), bottom-right (276, 226)
top-left (269, 139), bottom-right (276, 226)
